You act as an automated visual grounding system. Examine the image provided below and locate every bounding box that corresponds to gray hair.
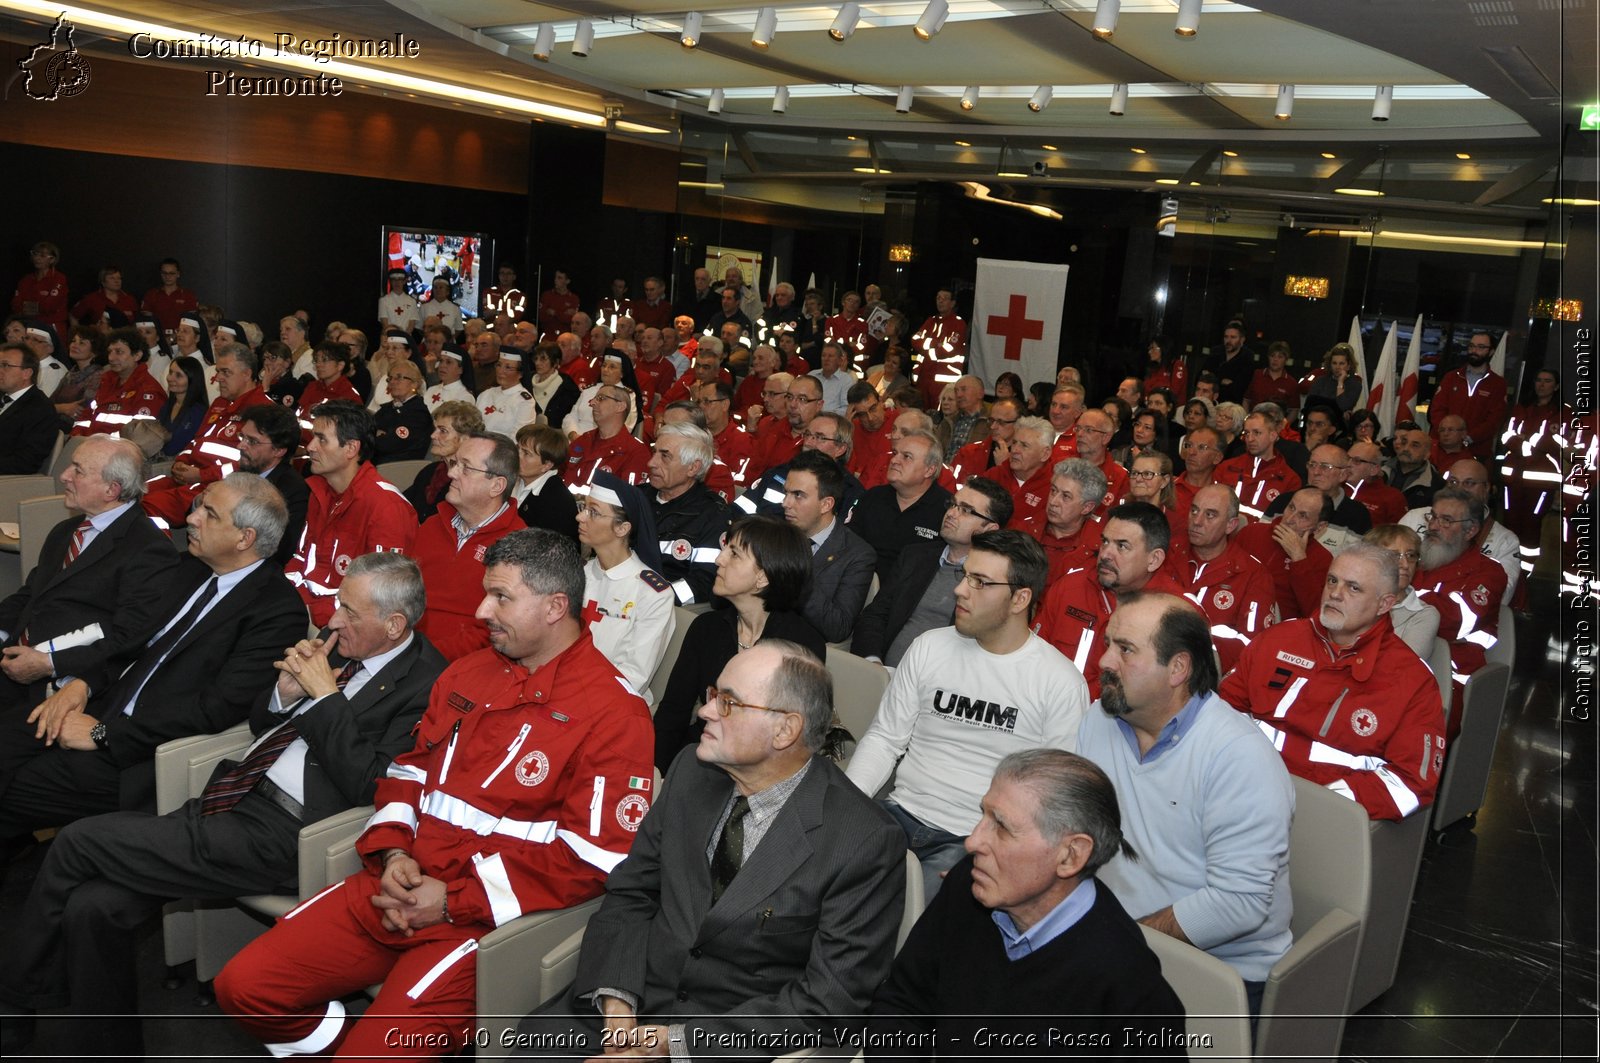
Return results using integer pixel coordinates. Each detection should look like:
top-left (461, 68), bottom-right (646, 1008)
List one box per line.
top-left (656, 422), bottom-right (715, 481)
top-left (759, 639), bottom-right (832, 753)
top-left (898, 427), bottom-right (943, 469)
top-left (95, 437), bottom-right (149, 502)
top-left (767, 371), bottom-right (793, 391)
top-left (216, 341), bottom-right (258, 377)
top-left (1336, 541), bottom-right (1402, 597)
top-left (483, 528), bottom-right (585, 620)
top-left (809, 412), bottom-right (854, 460)
top-left (221, 471), bottom-right (288, 558)
top-left (697, 336), bottom-right (725, 358)
top-left (1211, 401), bottom-right (1246, 433)
top-left (1053, 457), bottom-right (1108, 507)
top-left (994, 749), bottom-right (1137, 876)
top-left (1430, 485), bottom-right (1485, 531)
top-left (1013, 415), bottom-right (1054, 449)
top-left (1250, 402), bottom-right (1286, 431)
top-left (894, 408), bottom-right (934, 435)
top-left (345, 552), bottom-right (427, 626)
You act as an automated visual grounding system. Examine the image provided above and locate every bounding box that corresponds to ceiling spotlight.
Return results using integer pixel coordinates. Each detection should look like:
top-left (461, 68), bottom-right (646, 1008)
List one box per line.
top-left (1175, 0), bottom-right (1202, 37)
top-left (895, 85), bottom-right (914, 114)
top-left (707, 88), bottom-right (725, 114)
top-left (572, 20), bottom-right (594, 57)
top-left (829, 3), bottom-right (861, 41)
top-left (1109, 82), bottom-right (1128, 116)
top-left (1130, 147), bottom-right (1146, 154)
top-left (1028, 85), bottom-right (1053, 113)
top-left (752, 7), bottom-right (778, 49)
top-left (1093, 0), bottom-right (1120, 39)
top-left (1275, 84), bottom-right (1294, 121)
top-left (1320, 151), bottom-right (1337, 159)
top-left (1221, 149), bottom-right (1238, 157)
top-left (960, 85), bottom-right (979, 110)
top-left (1372, 84), bottom-right (1393, 121)
top-left (680, 11), bottom-right (703, 48)
top-left (914, 0), bottom-right (949, 40)
top-left (1456, 152), bottom-right (1472, 160)
top-left (531, 23), bottom-right (554, 61)
top-left (773, 85), bottom-right (790, 113)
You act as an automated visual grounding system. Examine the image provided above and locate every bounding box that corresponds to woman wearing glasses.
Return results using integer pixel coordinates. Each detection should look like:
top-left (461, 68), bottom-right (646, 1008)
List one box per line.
top-left (651, 515), bottom-right (826, 773)
top-left (1363, 524), bottom-right (1440, 661)
top-left (372, 359), bottom-right (432, 462)
top-left (576, 472), bottom-right (677, 705)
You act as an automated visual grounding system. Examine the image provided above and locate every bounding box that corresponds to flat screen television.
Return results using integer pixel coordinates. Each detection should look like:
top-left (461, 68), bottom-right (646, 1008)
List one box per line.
top-left (382, 227), bottom-right (492, 321)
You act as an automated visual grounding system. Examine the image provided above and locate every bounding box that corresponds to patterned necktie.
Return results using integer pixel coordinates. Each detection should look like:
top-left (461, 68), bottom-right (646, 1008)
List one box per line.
top-left (62, 518), bottom-right (93, 567)
top-left (199, 660), bottom-right (360, 816)
top-left (105, 576), bottom-right (219, 718)
top-left (709, 796), bottom-right (751, 904)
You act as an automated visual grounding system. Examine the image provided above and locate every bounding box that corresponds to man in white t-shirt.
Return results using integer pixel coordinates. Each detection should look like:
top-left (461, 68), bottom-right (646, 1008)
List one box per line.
top-left (845, 529), bottom-right (1088, 898)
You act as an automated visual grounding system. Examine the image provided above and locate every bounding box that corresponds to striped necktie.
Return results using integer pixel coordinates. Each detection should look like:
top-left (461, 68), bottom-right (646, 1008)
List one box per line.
top-left (199, 660), bottom-right (360, 816)
top-left (62, 518), bottom-right (93, 567)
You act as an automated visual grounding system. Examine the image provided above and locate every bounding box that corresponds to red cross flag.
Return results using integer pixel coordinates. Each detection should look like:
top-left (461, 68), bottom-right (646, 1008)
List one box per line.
top-left (968, 258), bottom-right (1070, 389)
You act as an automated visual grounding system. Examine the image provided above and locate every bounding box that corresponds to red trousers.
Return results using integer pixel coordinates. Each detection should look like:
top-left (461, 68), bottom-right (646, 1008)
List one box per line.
top-left (141, 477), bottom-right (201, 528)
top-left (216, 877), bottom-right (482, 1059)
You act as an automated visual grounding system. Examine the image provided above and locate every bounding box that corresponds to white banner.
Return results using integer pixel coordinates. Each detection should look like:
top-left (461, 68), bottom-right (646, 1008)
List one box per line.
top-left (968, 258), bottom-right (1069, 388)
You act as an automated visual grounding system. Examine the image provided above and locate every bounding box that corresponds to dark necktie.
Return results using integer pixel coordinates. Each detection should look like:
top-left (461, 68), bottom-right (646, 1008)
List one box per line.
top-left (709, 796), bottom-right (751, 904)
top-left (62, 518), bottom-right (92, 567)
top-left (199, 660), bottom-right (360, 816)
top-left (105, 576), bottom-right (218, 718)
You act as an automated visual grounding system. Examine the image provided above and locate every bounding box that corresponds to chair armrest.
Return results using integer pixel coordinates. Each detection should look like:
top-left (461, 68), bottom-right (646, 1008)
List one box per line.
top-left (476, 899), bottom-right (604, 1061)
top-left (154, 722), bottom-right (253, 815)
top-left (1263, 907), bottom-right (1362, 1016)
top-left (300, 806), bottom-right (372, 898)
top-left (539, 925), bottom-right (590, 1010)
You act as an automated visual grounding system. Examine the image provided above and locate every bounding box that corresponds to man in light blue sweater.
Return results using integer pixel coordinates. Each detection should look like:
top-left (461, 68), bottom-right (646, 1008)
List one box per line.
top-left (1076, 592), bottom-right (1293, 1018)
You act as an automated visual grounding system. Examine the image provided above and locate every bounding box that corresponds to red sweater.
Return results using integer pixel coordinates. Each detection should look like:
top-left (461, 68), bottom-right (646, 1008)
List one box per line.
top-left (413, 500), bottom-right (526, 660)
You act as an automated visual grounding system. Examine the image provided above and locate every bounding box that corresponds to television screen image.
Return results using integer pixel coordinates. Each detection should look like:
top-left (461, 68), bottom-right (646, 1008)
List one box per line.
top-left (383, 228), bottom-right (492, 323)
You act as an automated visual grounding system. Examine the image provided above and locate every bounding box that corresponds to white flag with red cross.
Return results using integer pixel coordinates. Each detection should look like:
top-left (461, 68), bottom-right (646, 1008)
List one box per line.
top-left (968, 258), bottom-right (1069, 389)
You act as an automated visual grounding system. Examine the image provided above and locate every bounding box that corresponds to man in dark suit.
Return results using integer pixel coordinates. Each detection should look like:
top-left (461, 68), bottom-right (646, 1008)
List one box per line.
top-left (0, 553), bottom-right (444, 1055)
top-left (0, 472), bottom-right (308, 828)
top-left (515, 640), bottom-right (906, 1058)
top-left (0, 341), bottom-right (58, 475)
top-left (236, 401), bottom-right (309, 565)
top-left (782, 451), bottom-right (876, 644)
top-left (851, 477), bottom-right (1011, 666)
top-left (0, 435), bottom-right (183, 710)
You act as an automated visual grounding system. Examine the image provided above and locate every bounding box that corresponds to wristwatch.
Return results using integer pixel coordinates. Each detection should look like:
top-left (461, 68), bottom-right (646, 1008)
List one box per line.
top-left (89, 721), bottom-right (109, 749)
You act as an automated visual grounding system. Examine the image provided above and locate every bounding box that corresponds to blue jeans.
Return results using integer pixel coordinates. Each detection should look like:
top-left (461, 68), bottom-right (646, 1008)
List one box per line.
top-left (881, 801), bottom-right (967, 900)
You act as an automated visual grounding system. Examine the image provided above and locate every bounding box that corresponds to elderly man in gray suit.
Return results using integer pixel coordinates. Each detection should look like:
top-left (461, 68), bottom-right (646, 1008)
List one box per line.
top-left (514, 639), bottom-right (906, 1061)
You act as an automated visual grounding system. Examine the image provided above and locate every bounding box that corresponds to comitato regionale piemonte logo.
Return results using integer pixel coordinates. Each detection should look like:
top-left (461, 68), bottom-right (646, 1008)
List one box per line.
top-left (18, 12), bottom-right (93, 101)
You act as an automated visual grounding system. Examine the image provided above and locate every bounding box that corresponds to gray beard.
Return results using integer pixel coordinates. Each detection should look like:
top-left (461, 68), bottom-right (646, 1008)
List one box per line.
top-left (1420, 535), bottom-right (1467, 571)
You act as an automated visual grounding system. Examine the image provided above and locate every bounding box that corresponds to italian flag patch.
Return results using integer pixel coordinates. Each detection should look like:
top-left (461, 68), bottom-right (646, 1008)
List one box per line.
top-left (628, 776), bottom-right (651, 791)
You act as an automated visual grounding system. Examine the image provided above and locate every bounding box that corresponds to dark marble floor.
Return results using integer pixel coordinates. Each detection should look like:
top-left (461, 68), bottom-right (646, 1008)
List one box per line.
top-left (3, 580), bottom-right (1596, 1060)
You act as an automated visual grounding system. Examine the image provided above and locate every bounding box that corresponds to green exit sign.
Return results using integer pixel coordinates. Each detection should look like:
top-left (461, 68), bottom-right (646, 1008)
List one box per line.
top-left (1584, 104), bottom-right (1600, 131)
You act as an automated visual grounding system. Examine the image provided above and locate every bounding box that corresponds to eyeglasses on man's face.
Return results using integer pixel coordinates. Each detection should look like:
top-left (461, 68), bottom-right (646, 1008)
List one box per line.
top-left (704, 686), bottom-right (793, 718)
top-left (446, 458), bottom-right (494, 477)
top-left (958, 572), bottom-right (1019, 591)
top-left (946, 499), bottom-right (995, 522)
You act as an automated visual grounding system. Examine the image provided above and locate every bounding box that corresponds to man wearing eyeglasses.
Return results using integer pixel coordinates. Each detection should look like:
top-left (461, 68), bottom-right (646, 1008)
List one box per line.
top-left (1345, 441), bottom-right (1409, 526)
top-left (846, 427), bottom-right (952, 584)
top-left (0, 341), bottom-right (59, 475)
top-left (736, 411), bottom-right (865, 522)
top-left (1174, 425), bottom-right (1224, 519)
top-left (1387, 421), bottom-right (1442, 511)
top-left (807, 341), bottom-right (857, 415)
top-left (950, 396), bottom-right (1021, 484)
top-left (844, 381), bottom-right (901, 489)
top-left (1214, 405), bottom-right (1302, 521)
top-left (694, 379), bottom-right (755, 489)
top-left (1182, 484), bottom-right (1280, 674)
top-left (513, 640), bottom-right (903, 1061)
top-left (852, 480), bottom-right (1014, 668)
top-left (1022, 458), bottom-right (1107, 588)
top-left (235, 403), bottom-right (309, 566)
top-left (981, 415), bottom-right (1058, 531)
top-left (1263, 443), bottom-right (1372, 535)
top-left (1063, 409), bottom-right (1128, 520)
top-left (846, 529), bottom-right (1086, 899)
top-left (1413, 487), bottom-right (1507, 732)
top-left (1428, 331), bottom-right (1507, 462)
top-left (749, 372), bottom-right (820, 476)
top-left (285, 401), bottom-right (419, 626)
top-left (1402, 460), bottom-right (1520, 606)
top-left (564, 384), bottom-right (651, 490)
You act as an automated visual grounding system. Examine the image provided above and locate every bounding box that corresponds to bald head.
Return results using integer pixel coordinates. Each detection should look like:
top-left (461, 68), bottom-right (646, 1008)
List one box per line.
top-left (1446, 458), bottom-right (1491, 505)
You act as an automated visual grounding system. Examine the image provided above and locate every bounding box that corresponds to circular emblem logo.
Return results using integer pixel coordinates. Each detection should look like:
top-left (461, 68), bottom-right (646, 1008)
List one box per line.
top-left (1351, 708), bottom-right (1379, 737)
top-left (334, 553), bottom-right (353, 575)
top-left (670, 538), bottom-right (692, 561)
top-left (1213, 588), bottom-right (1235, 611)
top-left (514, 750), bottom-right (550, 787)
top-left (615, 794), bottom-right (650, 832)
top-left (396, 425), bottom-right (410, 440)
top-left (1470, 584), bottom-right (1490, 608)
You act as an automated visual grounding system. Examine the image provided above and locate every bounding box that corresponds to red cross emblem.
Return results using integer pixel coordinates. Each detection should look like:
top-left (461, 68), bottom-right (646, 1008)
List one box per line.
top-left (986, 294), bottom-right (1044, 361)
top-left (615, 794), bottom-right (649, 832)
top-left (581, 599), bottom-right (605, 627)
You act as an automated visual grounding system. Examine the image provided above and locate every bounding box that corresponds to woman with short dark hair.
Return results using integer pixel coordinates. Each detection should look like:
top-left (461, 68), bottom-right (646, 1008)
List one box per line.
top-left (651, 515), bottom-right (827, 772)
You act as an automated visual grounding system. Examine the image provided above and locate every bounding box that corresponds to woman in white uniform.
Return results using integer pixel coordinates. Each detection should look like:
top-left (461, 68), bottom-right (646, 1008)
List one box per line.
top-left (575, 471), bottom-right (676, 704)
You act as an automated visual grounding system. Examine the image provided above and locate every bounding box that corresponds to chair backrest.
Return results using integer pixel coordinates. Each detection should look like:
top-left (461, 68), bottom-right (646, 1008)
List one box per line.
top-left (647, 606), bottom-right (698, 714)
top-left (17, 493), bottom-right (68, 574)
top-left (1137, 925), bottom-right (1254, 1058)
top-left (1485, 604), bottom-right (1515, 668)
top-left (376, 458), bottom-right (431, 488)
top-left (1431, 662), bottom-right (1512, 832)
top-left (48, 432), bottom-right (87, 480)
top-left (824, 646), bottom-right (890, 745)
top-left (0, 475), bottom-right (57, 524)
top-left (1427, 637), bottom-right (1453, 730)
top-left (1287, 775), bottom-right (1371, 937)
top-left (896, 849), bottom-right (925, 952)
top-left (39, 430), bottom-right (65, 475)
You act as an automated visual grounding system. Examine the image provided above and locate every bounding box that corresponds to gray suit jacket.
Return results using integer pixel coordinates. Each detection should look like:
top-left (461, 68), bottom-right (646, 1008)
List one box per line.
top-left (575, 749), bottom-right (906, 1060)
top-left (800, 518), bottom-right (877, 644)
